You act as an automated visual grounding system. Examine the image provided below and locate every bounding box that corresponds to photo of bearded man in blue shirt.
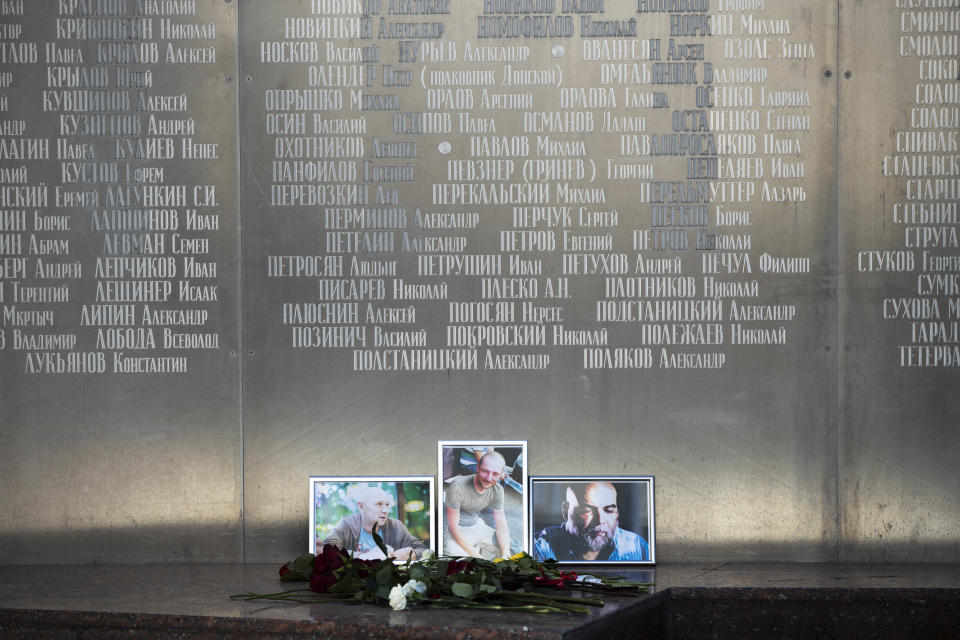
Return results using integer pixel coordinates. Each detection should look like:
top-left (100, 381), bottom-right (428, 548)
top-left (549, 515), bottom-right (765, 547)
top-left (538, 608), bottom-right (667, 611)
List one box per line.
top-left (533, 481), bottom-right (650, 562)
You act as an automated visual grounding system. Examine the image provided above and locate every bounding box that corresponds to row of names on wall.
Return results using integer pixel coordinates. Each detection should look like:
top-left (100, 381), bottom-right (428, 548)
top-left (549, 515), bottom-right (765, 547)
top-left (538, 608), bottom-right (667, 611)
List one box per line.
top-left (0, 0), bottom-right (956, 375)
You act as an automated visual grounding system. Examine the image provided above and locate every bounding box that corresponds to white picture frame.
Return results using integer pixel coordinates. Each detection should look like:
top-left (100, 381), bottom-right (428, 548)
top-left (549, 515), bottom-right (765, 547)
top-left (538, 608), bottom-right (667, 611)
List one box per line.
top-left (529, 476), bottom-right (655, 565)
top-left (309, 475), bottom-right (435, 560)
top-left (437, 440), bottom-right (528, 559)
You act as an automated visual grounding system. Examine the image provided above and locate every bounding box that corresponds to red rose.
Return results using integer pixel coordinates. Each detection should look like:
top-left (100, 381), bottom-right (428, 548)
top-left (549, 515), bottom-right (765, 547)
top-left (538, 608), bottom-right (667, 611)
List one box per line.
top-left (309, 545), bottom-right (347, 594)
top-left (535, 567), bottom-right (578, 590)
top-left (446, 560), bottom-right (474, 576)
top-left (310, 571), bottom-right (339, 594)
top-left (352, 558), bottom-right (379, 578)
top-left (278, 564), bottom-right (291, 578)
top-left (313, 544), bottom-right (345, 574)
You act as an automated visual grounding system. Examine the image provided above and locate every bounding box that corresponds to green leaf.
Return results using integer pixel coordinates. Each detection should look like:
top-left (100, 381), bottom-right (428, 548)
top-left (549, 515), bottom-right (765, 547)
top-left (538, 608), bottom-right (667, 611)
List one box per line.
top-left (332, 577), bottom-right (364, 594)
top-left (478, 584), bottom-right (497, 594)
top-left (376, 564), bottom-right (395, 585)
top-left (375, 584), bottom-right (392, 601)
top-left (451, 582), bottom-right (474, 599)
top-left (410, 566), bottom-right (426, 581)
top-left (455, 573), bottom-right (481, 584)
top-left (292, 553), bottom-right (316, 575)
top-left (371, 524), bottom-right (390, 557)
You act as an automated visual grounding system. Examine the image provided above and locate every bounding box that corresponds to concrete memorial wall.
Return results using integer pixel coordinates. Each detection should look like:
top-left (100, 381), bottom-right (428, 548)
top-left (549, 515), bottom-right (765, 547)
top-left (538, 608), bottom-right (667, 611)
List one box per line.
top-left (839, 0), bottom-right (960, 562)
top-left (0, 0), bottom-right (242, 562)
top-left (0, 0), bottom-right (956, 564)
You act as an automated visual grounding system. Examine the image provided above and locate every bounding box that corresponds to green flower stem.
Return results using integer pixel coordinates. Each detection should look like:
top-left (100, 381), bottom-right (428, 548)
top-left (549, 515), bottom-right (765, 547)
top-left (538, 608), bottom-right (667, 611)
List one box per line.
top-left (230, 589), bottom-right (343, 603)
top-left (245, 596), bottom-right (329, 603)
top-left (231, 588), bottom-right (314, 597)
top-left (427, 600), bottom-right (590, 615)
top-left (507, 590), bottom-right (599, 602)
top-left (478, 594), bottom-right (597, 615)
top-left (565, 581), bottom-right (655, 596)
top-left (497, 591), bottom-right (605, 607)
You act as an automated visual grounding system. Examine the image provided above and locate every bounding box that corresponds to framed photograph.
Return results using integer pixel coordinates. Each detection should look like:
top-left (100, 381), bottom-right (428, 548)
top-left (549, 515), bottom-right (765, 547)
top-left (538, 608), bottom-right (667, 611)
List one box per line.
top-left (529, 476), bottom-right (655, 565)
top-left (309, 476), bottom-right (434, 561)
top-left (437, 441), bottom-right (527, 559)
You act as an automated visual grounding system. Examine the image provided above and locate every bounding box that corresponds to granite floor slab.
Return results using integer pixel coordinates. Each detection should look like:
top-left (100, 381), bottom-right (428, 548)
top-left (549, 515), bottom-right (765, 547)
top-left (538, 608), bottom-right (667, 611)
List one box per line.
top-left (0, 563), bottom-right (957, 638)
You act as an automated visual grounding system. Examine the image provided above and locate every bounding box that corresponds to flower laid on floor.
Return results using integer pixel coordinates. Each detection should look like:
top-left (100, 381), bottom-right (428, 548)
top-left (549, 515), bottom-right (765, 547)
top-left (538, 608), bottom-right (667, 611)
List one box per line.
top-left (387, 579), bottom-right (427, 610)
top-left (233, 529), bottom-right (653, 614)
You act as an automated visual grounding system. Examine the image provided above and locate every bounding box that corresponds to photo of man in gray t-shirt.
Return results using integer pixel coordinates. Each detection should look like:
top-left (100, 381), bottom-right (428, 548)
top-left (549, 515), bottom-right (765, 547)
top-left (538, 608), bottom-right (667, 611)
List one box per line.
top-left (443, 450), bottom-right (511, 559)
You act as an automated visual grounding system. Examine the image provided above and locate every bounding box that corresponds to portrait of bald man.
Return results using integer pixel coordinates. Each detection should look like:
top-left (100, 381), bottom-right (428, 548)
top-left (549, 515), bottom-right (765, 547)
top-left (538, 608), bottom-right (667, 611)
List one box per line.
top-left (439, 442), bottom-right (527, 560)
top-left (320, 483), bottom-right (430, 561)
top-left (532, 479), bottom-right (652, 563)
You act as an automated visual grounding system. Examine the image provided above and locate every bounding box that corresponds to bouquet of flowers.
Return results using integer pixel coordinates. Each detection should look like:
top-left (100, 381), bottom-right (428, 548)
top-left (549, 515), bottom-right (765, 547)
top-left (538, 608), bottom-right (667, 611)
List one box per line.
top-left (233, 529), bottom-right (653, 614)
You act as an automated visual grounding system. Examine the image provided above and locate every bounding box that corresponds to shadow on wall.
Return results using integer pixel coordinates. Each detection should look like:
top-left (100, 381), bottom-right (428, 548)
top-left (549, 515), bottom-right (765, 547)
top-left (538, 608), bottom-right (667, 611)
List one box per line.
top-left (4, 523), bottom-right (959, 564)
top-left (0, 524), bottom-right (244, 565)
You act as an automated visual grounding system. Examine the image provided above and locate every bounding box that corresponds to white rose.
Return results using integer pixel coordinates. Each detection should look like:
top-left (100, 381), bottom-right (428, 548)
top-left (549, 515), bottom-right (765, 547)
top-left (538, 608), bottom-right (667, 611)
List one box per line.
top-left (402, 579), bottom-right (427, 596)
top-left (388, 584), bottom-right (407, 611)
top-left (420, 549), bottom-right (436, 561)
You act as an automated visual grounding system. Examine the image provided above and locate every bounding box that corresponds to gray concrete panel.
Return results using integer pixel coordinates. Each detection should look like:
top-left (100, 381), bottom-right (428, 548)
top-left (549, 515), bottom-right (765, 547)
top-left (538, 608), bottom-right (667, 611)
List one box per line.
top-left (838, 1), bottom-right (960, 562)
top-left (240, 0), bottom-right (839, 562)
top-left (3, 0), bottom-right (955, 566)
top-left (0, 0), bottom-right (242, 563)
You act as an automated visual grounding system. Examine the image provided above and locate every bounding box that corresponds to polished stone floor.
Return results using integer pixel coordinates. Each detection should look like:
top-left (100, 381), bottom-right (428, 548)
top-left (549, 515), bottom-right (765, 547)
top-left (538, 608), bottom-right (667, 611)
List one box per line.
top-left (0, 563), bottom-right (957, 638)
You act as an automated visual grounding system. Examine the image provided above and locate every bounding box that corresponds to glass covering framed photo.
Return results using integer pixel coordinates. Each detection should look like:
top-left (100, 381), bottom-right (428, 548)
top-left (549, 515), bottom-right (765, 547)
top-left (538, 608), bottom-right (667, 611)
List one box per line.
top-left (437, 441), bottom-right (527, 559)
top-left (529, 476), bottom-right (655, 565)
top-left (309, 476), bottom-right (434, 561)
